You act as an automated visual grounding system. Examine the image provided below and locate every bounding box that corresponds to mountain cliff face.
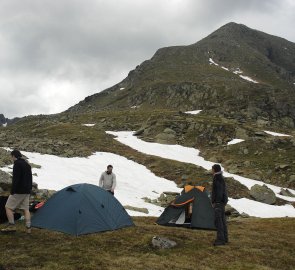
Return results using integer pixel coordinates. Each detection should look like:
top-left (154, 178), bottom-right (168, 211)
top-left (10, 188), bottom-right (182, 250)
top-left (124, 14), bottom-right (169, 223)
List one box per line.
top-left (68, 22), bottom-right (295, 127)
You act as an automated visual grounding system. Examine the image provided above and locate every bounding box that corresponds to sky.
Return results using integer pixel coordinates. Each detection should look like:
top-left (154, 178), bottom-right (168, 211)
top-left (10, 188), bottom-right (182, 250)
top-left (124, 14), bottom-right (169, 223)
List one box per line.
top-left (0, 0), bottom-right (294, 118)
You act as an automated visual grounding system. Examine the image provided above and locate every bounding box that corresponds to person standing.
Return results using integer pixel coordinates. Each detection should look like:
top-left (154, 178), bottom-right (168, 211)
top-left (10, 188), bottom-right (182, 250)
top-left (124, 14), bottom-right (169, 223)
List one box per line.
top-left (211, 164), bottom-right (228, 246)
top-left (1, 150), bottom-right (32, 233)
top-left (99, 165), bottom-right (116, 195)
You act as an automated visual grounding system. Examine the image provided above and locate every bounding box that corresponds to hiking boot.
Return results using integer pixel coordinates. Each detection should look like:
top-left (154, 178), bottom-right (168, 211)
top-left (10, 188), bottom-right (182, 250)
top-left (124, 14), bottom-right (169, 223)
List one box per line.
top-left (213, 240), bottom-right (225, 246)
top-left (26, 226), bottom-right (31, 234)
top-left (1, 223), bottom-right (16, 233)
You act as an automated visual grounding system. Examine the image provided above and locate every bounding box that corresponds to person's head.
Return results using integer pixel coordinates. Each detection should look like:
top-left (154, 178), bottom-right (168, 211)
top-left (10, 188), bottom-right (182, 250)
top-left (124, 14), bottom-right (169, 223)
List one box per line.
top-left (11, 149), bottom-right (22, 161)
top-left (212, 164), bottom-right (222, 175)
top-left (107, 165), bottom-right (113, 173)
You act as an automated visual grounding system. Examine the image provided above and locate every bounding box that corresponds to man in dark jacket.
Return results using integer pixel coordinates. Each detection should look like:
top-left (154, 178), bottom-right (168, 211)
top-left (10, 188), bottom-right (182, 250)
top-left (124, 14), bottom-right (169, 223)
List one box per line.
top-left (1, 150), bottom-right (32, 233)
top-left (211, 164), bottom-right (228, 246)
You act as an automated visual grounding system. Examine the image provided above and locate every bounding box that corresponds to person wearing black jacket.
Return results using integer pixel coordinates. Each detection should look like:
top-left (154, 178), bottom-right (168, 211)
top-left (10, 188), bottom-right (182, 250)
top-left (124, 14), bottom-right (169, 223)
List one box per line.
top-left (211, 164), bottom-right (228, 246)
top-left (1, 150), bottom-right (32, 233)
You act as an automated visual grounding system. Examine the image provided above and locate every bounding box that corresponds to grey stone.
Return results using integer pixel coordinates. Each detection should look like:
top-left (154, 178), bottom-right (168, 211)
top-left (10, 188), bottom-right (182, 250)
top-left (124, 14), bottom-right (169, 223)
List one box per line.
top-left (289, 175), bottom-right (295, 182)
top-left (279, 188), bottom-right (295, 197)
top-left (163, 191), bottom-right (179, 196)
top-left (152, 236), bottom-right (177, 249)
top-left (124, 205), bottom-right (149, 214)
top-left (249, 184), bottom-right (276, 205)
top-left (0, 170), bottom-right (11, 184)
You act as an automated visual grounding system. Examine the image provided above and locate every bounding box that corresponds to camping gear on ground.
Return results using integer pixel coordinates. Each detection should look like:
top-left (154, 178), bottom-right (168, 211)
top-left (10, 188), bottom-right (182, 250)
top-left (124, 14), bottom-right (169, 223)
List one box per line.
top-left (156, 185), bottom-right (216, 230)
top-left (0, 196), bottom-right (21, 224)
top-left (31, 183), bottom-right (134, 235)
top-left (29, 201), bottom-right (45, 213)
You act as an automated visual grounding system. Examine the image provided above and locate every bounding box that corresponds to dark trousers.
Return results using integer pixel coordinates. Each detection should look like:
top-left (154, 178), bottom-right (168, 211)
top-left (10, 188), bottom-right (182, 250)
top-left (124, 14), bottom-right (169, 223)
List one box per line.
top-left (214, 203), bottom-right (228, 243)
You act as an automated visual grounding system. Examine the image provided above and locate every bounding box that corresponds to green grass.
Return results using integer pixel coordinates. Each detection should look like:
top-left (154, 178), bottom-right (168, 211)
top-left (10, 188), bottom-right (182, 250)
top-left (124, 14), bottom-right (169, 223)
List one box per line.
top-left (0, 217), bottom-right (294, 270)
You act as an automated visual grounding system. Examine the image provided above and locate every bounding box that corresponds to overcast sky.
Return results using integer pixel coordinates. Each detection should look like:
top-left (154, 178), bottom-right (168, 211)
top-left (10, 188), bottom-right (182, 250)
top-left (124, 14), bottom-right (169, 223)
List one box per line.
top-left (0, 0), bottom-right (294, 118)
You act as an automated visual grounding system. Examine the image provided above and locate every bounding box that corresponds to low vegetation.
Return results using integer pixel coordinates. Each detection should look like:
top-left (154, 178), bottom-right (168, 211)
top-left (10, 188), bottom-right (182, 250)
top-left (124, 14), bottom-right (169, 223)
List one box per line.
top-left (0, 217), bottom-right (294, 270)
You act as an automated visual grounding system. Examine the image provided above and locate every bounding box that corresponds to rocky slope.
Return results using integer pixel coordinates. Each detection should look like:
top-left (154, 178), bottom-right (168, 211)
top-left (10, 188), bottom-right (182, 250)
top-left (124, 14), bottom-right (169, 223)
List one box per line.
top-left (68, 22), bottom-right (295, 128)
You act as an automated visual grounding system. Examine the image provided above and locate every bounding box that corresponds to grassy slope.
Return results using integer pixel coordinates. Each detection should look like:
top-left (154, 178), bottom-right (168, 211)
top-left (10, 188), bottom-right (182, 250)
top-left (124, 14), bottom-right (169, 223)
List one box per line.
top-left (0, 217), bottom-right (294, 270)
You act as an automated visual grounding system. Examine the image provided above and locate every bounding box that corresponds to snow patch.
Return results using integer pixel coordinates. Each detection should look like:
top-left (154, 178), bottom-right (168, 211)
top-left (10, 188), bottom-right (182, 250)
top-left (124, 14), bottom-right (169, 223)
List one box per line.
top-left (239, 75), bottom-right (258, 83)
top-left (1, 123), bottom-right (7, 127)
top-left (227, 139), bottom-right (245, 145)
top-left (0, 149), bottom-right (180, 217)
top-left (106, 131), bottom-right (295, 217)
top-left (185, 110), bottom-right (202, 115)
top-left (209, 58), bottom-right (219, 66)
top-left (264, 130), bottom-right (291, 137)
top-left (229, 198), bottom-right (295, 218)
top-left (120, 87), bottom-right (125, 90)
top-left (82, 124), bottom-right (96, 127)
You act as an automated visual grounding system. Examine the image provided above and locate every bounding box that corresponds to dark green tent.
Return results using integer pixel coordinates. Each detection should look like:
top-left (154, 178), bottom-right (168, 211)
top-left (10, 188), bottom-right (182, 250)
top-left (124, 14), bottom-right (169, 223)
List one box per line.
top-left (157, 186), bottom-right (216, 230)
top-left (31, 183), bottom-right (134, 235)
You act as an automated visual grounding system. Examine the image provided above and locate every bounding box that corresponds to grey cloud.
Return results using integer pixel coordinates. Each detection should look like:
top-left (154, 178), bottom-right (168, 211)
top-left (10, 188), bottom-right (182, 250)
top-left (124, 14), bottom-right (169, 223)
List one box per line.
top-left (0, 0), bottom-right (294, 118)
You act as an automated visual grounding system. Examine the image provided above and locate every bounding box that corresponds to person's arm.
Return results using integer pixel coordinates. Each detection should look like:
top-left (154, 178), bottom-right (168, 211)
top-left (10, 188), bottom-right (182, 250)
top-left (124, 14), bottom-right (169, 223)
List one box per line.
top-left (111, 174), bottom-right (117, 192)
top-left (11, 162), bottom-right (21, 194)
top-left (211, 178), bottom-right (216, 204)
top-left (99, 173), bottom-right (104, 188)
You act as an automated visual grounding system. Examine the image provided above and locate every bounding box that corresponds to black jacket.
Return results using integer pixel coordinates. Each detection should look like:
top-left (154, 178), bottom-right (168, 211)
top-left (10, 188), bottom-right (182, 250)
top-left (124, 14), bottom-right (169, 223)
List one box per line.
top-left (11, 158), bottom-right (32, 195)
top-left (211, 173), bottom-right (228, 205)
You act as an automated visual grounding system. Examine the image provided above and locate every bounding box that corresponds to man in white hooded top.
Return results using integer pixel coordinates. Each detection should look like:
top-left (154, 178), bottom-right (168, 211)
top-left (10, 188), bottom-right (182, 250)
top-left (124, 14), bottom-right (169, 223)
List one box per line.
top-left (99, 165), bottom-right (116, 195)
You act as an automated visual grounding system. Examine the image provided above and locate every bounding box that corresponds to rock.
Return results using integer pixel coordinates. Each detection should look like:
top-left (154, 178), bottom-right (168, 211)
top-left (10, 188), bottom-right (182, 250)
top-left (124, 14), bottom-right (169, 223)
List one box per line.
top-left (275, 164), bottom-right (290, 171)
top-left (0, 187), bottom-right (3, 193)
top-left (243, 148), bottom-right (249, 155)
top-left (124, 205), bottom-right (149, 214)
top-left (235, 128), bottom-right (249, 140)
top-left (225, 204), bottom-right (240, 217)
top-left (249, 184), bottom-right (276, 205)
top-left (155, 132), bottom-right (175, 144)
top-left (134, 128), bottom-right (145, 136)
top-left (163, 128), bottom-right (176, 135)
top-left (279, 188), bottom-right (295, 197)
top-left (255, 131), bottom-right (266, 137)
top-left (0, 170), bottom-right (11, 185)
top-left (240, 212), bottom-right (250, 218)
top-left (152, 236), bottom-right (177, 249)
top-left (289, 175), bottom-right (295, 182)
top-left (244, 161), bottom-right (251, 167)
top-left (163, 191), bottom-right (179, 196)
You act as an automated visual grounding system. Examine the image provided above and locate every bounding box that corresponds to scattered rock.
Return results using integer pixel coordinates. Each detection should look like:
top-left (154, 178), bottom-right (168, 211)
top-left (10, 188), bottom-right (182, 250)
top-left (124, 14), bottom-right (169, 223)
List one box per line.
top-left (163, 191), bottom-right (179, 196)
top-left (249, 184), bottom-right (276, 205)
top-left (289, 175), bottom-right (295, 182)
top-left (225, 204), bottom-right (240, 217)
top-left (124, 205), bottom-right (149, 214)
top-left (279, 188), bottom-right (295, 197)
top-left (0, 170), bottom-right (11, 185)
top-left (152, 236), bottom-right (177, 249)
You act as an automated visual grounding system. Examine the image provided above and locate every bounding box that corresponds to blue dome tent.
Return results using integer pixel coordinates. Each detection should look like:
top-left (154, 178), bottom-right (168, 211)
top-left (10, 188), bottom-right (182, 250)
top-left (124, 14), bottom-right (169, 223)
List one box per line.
top-left (32, 183), bottom-right (134, 236)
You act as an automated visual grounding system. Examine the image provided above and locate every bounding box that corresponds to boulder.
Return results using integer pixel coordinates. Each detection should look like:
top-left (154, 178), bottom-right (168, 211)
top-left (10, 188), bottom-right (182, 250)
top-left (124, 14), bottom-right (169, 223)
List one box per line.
top-left (289, 175), bottom-right (295, 182)
top-left (155, 132), bottom-right (175, 144)
top-left (279, 188), bottom-right (295, 198)
top-left (225, 204), bottom-right (240, 217)
top-left (249, 184), bottom-right (276, 205)
top-left (163, 191), bottom-right (179, 196)
top-left (0, 170), bottom-right (11, 185)
top-left (124, 205), bottom-right (149, 214)
top-left (152, 236), bottom-right (177, 249)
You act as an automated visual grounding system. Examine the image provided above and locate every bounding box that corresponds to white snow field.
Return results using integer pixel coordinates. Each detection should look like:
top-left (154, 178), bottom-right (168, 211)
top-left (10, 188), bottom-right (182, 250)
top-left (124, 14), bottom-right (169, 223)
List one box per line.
top-left (106, 131), bottom-right (295, 217)
top-left (185, 110), bottom-right (202, 115)
top-left (264, 130), bottom-right (291, 137)
top-left (227, 139), bottom-right (245, 145)
top-left (0, 150), bottom-right (180, 217)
